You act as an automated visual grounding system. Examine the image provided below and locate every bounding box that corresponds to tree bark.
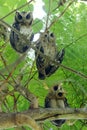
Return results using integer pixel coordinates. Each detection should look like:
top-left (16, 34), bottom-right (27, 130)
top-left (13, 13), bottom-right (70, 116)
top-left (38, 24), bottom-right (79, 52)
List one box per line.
top-left (0, 108), bottom-right (87, 129)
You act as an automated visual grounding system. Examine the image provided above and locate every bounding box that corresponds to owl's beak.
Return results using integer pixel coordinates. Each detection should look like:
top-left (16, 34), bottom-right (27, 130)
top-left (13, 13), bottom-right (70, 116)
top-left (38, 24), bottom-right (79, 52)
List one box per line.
top-left (48, 37), bottom-right (50, 42)
top-left (57, 90), bottom-right (67, 98)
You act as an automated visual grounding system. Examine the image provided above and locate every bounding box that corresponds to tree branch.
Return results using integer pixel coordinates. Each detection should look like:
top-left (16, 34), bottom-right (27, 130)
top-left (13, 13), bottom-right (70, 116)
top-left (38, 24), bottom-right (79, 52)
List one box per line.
top-left (47, 0), bottom-right (74, 29)
top-left (0, 113), bottom-right (42, 130)
top-left (29, 108), bottom-right (87, 121)
top-left (0, 0), bottom-right (34, 20)
top-left (0, 108), bottom-right (87, 129)
top-left (0, 19), bottom-right (87, 80)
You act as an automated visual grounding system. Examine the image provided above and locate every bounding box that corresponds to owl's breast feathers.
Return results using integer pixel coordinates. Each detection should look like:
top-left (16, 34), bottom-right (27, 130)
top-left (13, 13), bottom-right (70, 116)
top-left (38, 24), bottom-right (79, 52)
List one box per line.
top-left (20, 25), bottom-right (33, 40)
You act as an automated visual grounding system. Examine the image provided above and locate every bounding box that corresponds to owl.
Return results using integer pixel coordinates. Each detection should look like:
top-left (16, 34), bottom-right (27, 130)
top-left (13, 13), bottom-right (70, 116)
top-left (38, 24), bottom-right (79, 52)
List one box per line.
top-left (10, 11), bottom-right (34, 53)
top-left (35, 31), bottom-right (65, 79)
top-left (45, 84), bottom-right (69, 127)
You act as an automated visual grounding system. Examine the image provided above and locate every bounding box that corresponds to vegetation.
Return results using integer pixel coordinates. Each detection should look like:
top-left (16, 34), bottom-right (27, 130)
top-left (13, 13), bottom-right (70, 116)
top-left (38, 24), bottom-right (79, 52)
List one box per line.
top-left (0, 0), bottom-right (87, 130)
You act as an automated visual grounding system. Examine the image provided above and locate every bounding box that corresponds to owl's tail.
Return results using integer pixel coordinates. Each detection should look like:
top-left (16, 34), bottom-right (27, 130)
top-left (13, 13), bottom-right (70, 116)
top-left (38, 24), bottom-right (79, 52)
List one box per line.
top-left (52, 120), bottom-right (66, 127)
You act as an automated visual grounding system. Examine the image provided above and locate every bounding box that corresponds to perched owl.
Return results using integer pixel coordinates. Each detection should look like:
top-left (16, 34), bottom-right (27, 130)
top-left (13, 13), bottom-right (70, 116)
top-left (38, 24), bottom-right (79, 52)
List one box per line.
top-left (10, 11), bottom-right (34, 53)
top-left (35, 31), bottom-right (65, 79)
top-left (45, 84), bottom-right (69, 127)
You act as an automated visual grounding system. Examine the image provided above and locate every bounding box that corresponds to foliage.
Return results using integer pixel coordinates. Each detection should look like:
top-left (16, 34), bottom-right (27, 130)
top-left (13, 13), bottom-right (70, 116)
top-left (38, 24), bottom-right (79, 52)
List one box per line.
top-left (0, 0), bottom-right (87, 130)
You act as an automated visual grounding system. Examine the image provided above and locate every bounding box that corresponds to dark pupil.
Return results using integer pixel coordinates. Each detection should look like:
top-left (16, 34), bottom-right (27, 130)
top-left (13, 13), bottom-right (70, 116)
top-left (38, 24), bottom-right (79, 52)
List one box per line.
top-left (58, 92), bottom-right (63, 97)
top-left (44, 34), bottom-right (48, 37)
top-left (26, 14), bottom-right (30, 19)
top-left (50, 33), bottom-right (54, 37)
top-left (54, 86), bottom-right (58, 91)
top-left (18, 14), bottom-right (22, 20)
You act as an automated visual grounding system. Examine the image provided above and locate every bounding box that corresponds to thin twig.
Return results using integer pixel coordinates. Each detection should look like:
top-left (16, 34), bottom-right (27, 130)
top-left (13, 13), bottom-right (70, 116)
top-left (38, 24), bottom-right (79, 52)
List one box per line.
top-left (64, 33), bottom-right (87, 49)
top-left (0, 55), bottom-right (17, 84)
top-left (0, 53), bottom-right (27, 87)
top-left (45, 0), bottom-right (51, 31)
top-left (0, 0), bottom-right (34, 20)
top-left (47, 0), bottom-right (74, 30)
top-left (61, 64), bottom-right (87, 79)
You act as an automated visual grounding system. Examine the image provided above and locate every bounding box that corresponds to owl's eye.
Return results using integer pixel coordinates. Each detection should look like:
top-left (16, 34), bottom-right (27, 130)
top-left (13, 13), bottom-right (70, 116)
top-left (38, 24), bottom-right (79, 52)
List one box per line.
top-left (18, 14), bottom-right (22, 20)
top-left (44, 34), bottom-right (48, 37)
top-left (53, 85), bottom-right (58, 91)
top-left (58, 92), bottom-right (63, 97)
top-left (26, 14), bottom-right (30, 19)
top-left (50, 33), bottom-right (54, 37)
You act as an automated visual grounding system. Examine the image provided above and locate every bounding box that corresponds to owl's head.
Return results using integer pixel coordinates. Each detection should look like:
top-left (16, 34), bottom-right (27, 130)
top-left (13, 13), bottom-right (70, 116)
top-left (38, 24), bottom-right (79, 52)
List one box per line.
top-left (49, 84), bottom-right (66, 99)
top-left (15, 11), bottom-right (33, 25)
top-left (40, 31), bottom-right (55, 43)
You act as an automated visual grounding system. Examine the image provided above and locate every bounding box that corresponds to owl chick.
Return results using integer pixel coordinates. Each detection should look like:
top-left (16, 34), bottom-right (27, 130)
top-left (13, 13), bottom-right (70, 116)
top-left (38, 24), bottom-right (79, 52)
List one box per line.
top-left (10, 11), bottom-right (34, 53)
top-left (45, 84), bottom-right (69, 127)
top-left (35, 31), bottom-right (65, 79)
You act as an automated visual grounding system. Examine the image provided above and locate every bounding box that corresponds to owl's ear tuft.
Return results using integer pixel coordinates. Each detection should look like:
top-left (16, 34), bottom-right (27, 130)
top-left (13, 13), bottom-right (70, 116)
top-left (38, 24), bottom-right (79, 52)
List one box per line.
top-left (27, 12), bottom-right (33, 17)
top-left (26, 13), bottom-right (30, 19)
top-left (16, 11), bottom-right (20, 15)
top-left (15, 11), bottom-right (22, 22)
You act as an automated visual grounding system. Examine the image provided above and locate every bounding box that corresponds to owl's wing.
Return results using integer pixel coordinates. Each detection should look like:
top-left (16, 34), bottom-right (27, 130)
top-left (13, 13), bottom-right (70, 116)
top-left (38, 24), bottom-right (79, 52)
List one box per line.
top-left (64, 97), bottom-right (69, 108)
top-left (52, 120), bottom-right (66, 127)
top-left (45, 49), bottom-right (65, 77)
top-left (35, 41), bottom-right (44, 54)
top-left (29, 33), bottom-right (34, 42)
top-left (45, 96), bottom-right (51, 108)
top-left (45, 64), bottom-right (57, 76)
top-left (35, 41), bottom-right (46, 79)
top-left (10, 23), bottom-right (20, 52)
top-left (35, 41), bottom-right (57, 79)
top-left (56, 49), bottom-right (65, 64)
